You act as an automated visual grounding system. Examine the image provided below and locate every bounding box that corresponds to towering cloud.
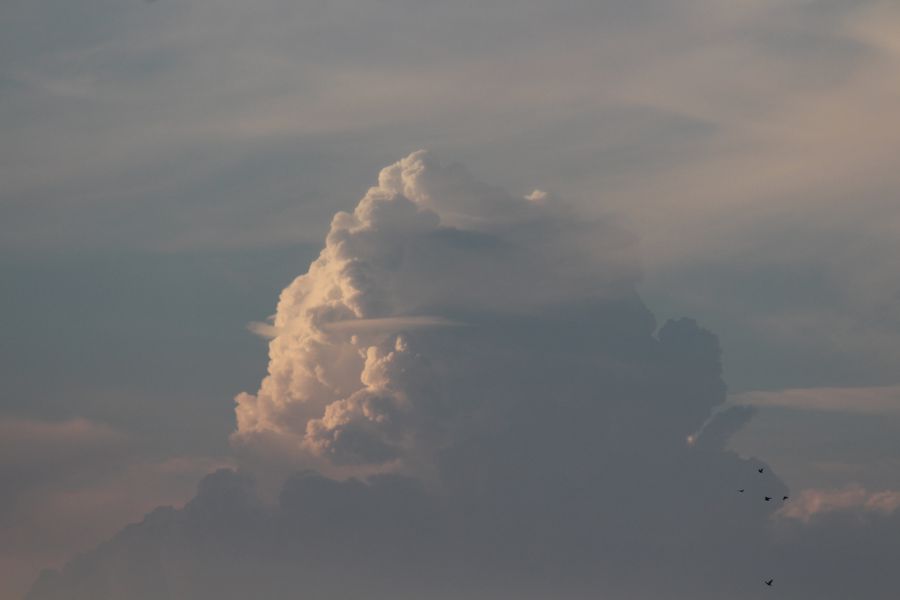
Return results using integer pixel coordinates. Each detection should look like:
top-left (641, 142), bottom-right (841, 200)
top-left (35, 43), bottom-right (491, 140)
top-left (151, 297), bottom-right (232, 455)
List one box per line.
top-left (27, 152), bottom-right (899, 599)
top-left (231, 150), bottom-right (638, 478)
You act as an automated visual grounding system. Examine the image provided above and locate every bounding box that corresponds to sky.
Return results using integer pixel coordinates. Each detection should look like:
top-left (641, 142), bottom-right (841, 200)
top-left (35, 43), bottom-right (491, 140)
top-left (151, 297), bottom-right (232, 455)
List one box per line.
top-left (3, 0), bottom-right (900, 598)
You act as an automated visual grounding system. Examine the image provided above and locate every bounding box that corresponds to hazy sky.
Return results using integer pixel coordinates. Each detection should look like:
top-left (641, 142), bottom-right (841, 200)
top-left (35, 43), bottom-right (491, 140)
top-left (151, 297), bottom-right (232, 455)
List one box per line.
top-left (3, 1), bottom-right (900, 598)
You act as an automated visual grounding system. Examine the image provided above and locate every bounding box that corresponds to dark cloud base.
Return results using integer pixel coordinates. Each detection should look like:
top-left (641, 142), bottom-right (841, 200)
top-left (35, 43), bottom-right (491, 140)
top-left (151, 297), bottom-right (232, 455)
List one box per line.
top-left (27, 301), bottom-right (799, 600)
top-left (25, 305), bottom-right (900, 599)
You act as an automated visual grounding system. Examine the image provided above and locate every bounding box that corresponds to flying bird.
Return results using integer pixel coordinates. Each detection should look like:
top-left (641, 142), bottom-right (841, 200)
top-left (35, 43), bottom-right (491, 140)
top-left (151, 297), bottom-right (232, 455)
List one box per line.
top-left (783, 495), bottom-right (789, 501)
top-left (764, 496), bottom-right (772, 501)
top-left (738, 489), bottom-right (745, 493)
top-left (765, 579), bottom-right (774, 586)
top-left (758, 468), bottom-right (764, 473)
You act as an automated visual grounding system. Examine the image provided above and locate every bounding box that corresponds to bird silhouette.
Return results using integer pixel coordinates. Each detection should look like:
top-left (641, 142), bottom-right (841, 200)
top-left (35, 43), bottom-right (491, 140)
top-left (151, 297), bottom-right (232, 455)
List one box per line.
top-left (738, 489), bottom-right (745, 493)
top-left (765, 579), bottom-right (773, 586)
top-left (758, 468), bottom-right (764, 473)
top-left (764, 496), bottom-right (772, 501)
top-left (783, 495), bottom-right (789, 501)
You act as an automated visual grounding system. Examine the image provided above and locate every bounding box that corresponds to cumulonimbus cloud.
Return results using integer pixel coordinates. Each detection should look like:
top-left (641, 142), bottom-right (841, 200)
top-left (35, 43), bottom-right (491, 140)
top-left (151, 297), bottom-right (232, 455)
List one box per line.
top-left (27, 152), bottom-right (900, 600)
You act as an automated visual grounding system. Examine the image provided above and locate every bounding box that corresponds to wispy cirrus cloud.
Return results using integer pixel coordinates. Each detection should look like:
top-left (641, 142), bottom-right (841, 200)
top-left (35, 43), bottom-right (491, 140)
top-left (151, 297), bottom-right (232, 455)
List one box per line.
top-left (732, 385), bottom-right (900, 415)
top-left (248, 316), bottom-right (462, 339)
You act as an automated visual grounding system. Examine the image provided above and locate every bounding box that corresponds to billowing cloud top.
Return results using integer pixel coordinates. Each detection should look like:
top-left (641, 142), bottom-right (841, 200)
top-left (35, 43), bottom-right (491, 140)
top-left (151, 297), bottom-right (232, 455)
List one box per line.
top-left (232, 150), bottom-right (638, 475)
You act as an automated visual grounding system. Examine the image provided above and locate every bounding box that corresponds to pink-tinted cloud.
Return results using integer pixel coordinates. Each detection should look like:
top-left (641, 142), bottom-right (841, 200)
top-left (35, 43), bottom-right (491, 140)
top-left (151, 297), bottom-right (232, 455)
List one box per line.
top-left (778, 484), bottom-right (900, 523)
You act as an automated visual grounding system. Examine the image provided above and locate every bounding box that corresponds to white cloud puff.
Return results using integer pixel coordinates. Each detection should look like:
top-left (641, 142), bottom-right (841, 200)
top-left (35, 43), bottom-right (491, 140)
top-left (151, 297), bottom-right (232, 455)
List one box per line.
top-left (231, 150), bottom-right (638, 476)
